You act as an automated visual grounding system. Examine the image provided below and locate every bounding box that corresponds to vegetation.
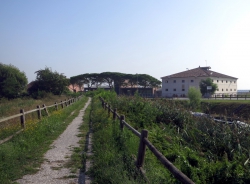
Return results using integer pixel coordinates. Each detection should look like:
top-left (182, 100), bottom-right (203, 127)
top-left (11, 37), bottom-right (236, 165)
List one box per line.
top-left (188, 87), bottom-right (202, 110)
top-left (87, 90), bottom-right (250, 183)
top-left (0, 63), bottom-right (28, 99)
top-left (199, 78), bottom-right (218, 96)
top-left (0, 96), bottom-right (88, 183)
top-left (70, 72), bottom-right (161, 90)
top-left (28, 67), bottom-right (69, 98)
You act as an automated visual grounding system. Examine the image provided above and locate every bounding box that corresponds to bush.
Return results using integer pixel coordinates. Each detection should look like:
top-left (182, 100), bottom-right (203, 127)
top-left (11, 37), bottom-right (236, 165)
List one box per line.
top-left (188, 87), bottom-right (202, 110)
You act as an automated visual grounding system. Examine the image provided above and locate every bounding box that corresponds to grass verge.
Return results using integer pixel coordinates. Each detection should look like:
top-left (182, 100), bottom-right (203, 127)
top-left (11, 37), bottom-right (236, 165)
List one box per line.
top-left (0, 96), bottom-right (88, 183)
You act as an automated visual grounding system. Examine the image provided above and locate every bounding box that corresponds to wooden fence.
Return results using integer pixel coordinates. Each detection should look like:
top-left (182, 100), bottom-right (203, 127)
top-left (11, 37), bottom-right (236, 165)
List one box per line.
top-left (212, 95), bottom-right (250, 100)
top-left (0, 96), bottom-right (83, 144)
top-left (99, 97), bottom-right (195, 184)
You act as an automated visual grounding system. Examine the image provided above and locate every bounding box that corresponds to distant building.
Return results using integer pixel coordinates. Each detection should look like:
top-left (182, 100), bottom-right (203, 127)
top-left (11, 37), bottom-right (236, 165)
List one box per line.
top-left (161, 66), bottom-right (238, 97)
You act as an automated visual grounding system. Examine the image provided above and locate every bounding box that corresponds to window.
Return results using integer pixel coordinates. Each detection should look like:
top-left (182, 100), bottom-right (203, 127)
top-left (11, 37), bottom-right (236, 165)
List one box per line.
top-left (230, 81), bottom-right (232, 83)
top-left (173, 80), bottom-right (176, 83)
top-left (165, 89), bottom-right (168, 91)
top-left (226, 81), bottom-right (228, 83)
top-left (217, 80), bottom-right (219, 82)
top-left (182, 89), bottom-right (185, 91)
top-left (165, 80), bottom-right (168, 83)
top-left (226, 89), bottom-right (228, 91)
top-left (234, 81), bottom-right (236, 83)
top-left (191, 80), bottom-right (194, 82)
top-left (234, 89), bottom-right (236, 91)
top-left (173, 89), bottom-right (176, 91)
top-left (222, 89), bottom-right (224, 91)
top-left (217, 89), bottom-right (219, 91)
top-left (182, 80), bottom-right (185, 83)
top-left (222, 80), bottom-right (223, 83)
top-left (230, 89), bottom-right (232, 91)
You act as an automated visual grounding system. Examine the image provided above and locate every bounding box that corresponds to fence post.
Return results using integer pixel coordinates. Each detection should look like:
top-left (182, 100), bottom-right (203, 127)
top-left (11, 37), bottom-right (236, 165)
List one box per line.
top-left (102, 101), bottom-right (104, 108)
top-left (104, 102), bottom-right (107, 110)
top-left (245, 95), bottom-right (247, 100)
top-left (108, 104), bottom-right (111, 116)
top-left (20, 109), bottom-right (25, 129)
top-left (61, 100), bottom-right (64, 109)
top-left (37, 105), bottom-right (41, 119)
top-left (113, 108), bottom-right (117, 120)
top-left (230, 95), bottom-right (231, 100)
top-left (136, 129), bottom-right (148, 168)
top-left (120, 115), bottom-right (125, 130)
top-left (43, 104), bottom-right (49, 116)
top-left (65, 99), bottom-right (68, 107)
top-left (55, 102), bottom-right (58, 111)
top-left (237, 95), bottom-right (238, 100)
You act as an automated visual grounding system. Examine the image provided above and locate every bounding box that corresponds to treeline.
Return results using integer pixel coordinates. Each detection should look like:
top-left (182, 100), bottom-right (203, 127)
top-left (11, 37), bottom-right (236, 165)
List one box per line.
top-left (0, 63), bottom-right (161, 99)
top-left (70, 72), bottom-right (161, 90)
top-left (0, 63), bottom-right (69, 99)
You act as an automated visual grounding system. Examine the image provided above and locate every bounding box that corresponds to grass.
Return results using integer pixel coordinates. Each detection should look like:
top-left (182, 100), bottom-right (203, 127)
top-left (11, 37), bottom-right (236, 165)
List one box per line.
top-left (0, 94), bottom-right (81, 140)
top-left (88, 90), bottom-right (250, 183)
top-left (0, 96), bottom-right (88, 183)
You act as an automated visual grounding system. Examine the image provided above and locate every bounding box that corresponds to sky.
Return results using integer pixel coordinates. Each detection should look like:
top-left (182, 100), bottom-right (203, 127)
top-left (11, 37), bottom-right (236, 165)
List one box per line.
top-left (1, 1), bottom-right (250, 89)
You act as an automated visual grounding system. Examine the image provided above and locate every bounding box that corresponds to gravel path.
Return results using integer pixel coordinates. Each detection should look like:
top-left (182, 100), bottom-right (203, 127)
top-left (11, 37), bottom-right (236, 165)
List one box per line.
top-left (16, 98), bottom-right (91, 184)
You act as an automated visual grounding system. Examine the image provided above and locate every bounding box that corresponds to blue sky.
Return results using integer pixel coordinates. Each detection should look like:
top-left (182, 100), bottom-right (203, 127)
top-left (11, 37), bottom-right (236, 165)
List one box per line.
top-left (1, 1), bottom-right (250, 89)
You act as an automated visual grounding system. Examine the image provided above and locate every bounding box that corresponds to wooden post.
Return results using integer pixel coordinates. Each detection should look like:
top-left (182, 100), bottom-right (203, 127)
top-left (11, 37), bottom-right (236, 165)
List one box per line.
top-left (37, 105), bottom-right (41, 119)
top-left (43, 104), bottom-right (49, 116)
top-left (237, 95), bottom-right (238, 100)
top-left (230, 95), bottom-right (231, 100)
top-left (113, 108), bottom-right (117, 120)
top-left (120, 115), bottom-right (125, 130)
top-left (245, 95), bottom-right (247, 100)
top-left (65, 99), bottom-right (68, 107)
top-left (108, 104), bottom-right (111, 116)
top-left (55, 102), bottom-right (58, 111)
top-left (61, 100), bottom-right (64, 109)
top-left (102, 101), bottom-right (104, 108)
top-left (20, 109), bottom-right (25, 129)
top-left (136, 129), bottom-right (148, 168)
top-left (104, 102), bottom-right (107, 110)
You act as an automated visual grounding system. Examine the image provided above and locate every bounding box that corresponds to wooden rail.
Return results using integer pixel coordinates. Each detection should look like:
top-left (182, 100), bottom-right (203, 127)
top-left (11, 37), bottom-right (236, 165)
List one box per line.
top-left (0, 96), bottom-right (83, 144)
top-left (99, 97), bottom-right (195, 184)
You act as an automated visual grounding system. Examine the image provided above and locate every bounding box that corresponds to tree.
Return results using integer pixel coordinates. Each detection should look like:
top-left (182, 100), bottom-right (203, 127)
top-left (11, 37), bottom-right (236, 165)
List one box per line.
top-left (199, 78), bottom-right (218, 96)
top-left (188, 87), bottom-right (202, 110)
top-left (28, 67), bottom-right (69, 95)
top-left (0, 63), bottom-right (28, 99)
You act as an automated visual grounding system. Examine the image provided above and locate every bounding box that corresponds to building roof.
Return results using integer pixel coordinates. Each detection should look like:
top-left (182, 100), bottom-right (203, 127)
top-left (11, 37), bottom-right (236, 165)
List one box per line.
top-left (161, 66), bottom-right (238, 79)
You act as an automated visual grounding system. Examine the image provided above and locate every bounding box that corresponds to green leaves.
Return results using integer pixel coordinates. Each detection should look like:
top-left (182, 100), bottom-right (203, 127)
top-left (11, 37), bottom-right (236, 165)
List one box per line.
top-left (0, 63), bottom-right (28, 99)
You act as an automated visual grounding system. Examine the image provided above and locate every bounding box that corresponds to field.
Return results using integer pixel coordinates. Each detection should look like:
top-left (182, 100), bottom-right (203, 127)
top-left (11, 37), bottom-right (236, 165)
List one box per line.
top-left (88, 90), bottom-right (250, 183)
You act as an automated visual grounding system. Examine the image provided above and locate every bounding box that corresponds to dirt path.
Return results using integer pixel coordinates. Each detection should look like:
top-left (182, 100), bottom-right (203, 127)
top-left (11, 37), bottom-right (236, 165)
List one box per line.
top-left (16, 97), bottom-right (91, 184)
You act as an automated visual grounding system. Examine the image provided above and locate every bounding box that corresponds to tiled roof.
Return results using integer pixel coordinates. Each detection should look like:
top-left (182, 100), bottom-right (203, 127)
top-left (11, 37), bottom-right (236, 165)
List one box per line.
top-left (161, 66), bottom-right (237, 79)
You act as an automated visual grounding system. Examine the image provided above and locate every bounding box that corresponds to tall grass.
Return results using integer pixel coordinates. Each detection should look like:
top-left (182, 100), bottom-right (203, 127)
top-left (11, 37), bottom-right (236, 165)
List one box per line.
top-left (90, 90), bottom-right (250, 183)
top-left (0, 96), bottom-right (88, 183)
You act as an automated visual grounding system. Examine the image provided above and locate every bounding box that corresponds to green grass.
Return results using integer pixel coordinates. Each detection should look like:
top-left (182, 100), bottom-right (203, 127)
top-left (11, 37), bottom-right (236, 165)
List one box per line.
top-left (0, 96), bottom-right (88, 183)
top-left (89, 90), bottom-right (250, 183)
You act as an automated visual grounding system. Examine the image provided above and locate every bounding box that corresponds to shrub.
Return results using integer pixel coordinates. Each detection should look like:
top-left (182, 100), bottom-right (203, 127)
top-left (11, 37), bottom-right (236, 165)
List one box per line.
top-left (188, 87), bottom-right (202, 110)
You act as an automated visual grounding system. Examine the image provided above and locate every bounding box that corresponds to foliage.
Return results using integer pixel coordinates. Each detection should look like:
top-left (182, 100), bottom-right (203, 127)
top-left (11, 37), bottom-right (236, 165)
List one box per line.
top-left (70, 72), bottom-right (161, 91)
top-left (0, 63), bottom-right (28, 99)
top-left (28, 67), bottom-right (69, 97)
top-left (199, 78), bottom-right (218, 96)
top-left (188, 87), bottom-right (202, 110)
top-left (91, 91), bottom-right (250, 183)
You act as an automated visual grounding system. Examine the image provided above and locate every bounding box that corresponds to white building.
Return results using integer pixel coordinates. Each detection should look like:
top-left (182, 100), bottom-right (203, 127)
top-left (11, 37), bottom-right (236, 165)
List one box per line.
top-left (161, 66), bottom-right (238, 97)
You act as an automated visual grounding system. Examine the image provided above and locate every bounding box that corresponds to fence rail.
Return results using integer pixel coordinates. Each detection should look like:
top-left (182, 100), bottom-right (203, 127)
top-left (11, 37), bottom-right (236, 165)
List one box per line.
top-left (0, 96), bottom-right (83, 144)
top-left (99, 97), bottom-right (195, 184)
